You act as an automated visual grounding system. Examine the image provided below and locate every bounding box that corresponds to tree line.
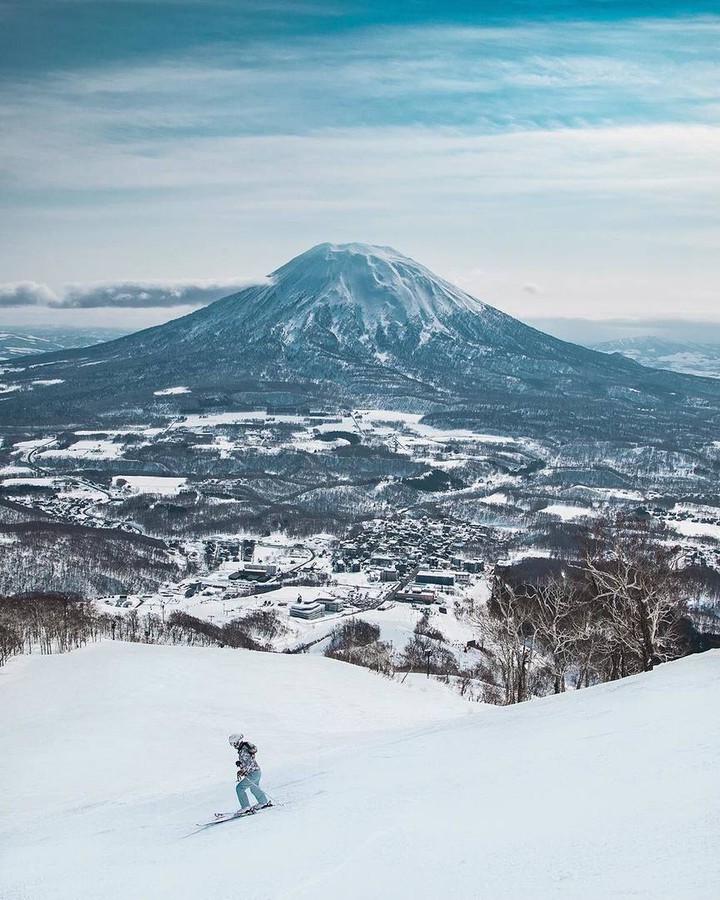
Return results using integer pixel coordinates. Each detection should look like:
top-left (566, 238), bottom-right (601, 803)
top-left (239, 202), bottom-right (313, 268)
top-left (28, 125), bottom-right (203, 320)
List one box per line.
top-left (0, 594), bottom-right (286, 667)
top-left (472, 517), bottom-right (715, 704)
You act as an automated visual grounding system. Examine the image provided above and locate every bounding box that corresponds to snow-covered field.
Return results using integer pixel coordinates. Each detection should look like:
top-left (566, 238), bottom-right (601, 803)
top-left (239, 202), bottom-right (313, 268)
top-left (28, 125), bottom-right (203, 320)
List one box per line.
top-left (113, 475), bottom-right (188, 496)
top-left (154, 386), bottom-right (191, 396)
top-left (542, 502), bottom-right (599, 521)
top-left (670, 519), bottom-right (720, 542)
top-left (43, 439), bottom-right (125, 460)
top-left (2, 642), bottom-right (718, 899)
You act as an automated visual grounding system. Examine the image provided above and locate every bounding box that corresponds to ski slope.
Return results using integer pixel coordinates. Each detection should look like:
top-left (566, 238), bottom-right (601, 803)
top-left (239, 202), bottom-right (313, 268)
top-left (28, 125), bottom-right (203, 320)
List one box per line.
top-left (1, 642), bottom-right (719, 899)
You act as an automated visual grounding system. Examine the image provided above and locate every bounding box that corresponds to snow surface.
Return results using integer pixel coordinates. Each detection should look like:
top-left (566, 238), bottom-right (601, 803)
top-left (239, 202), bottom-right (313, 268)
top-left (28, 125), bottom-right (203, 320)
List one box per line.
top-left (269, 242), bottom-right (489, 338)
top-left (113, 475), bottom-right (188, 496)
top-left (542, 503), bottom-right (599, 521)
top-left (670, 519), bottom-right (720, 541)
top-left (0, 465), bottom-right (34, 476)
top-left (43, 439), bottom-right (124, 460)
top-left (0, 476), bottom-right (59, 487)
top-left (2, 642), bottom-right (719, 899)
top-left (153, 386), bottom-right (191, 396)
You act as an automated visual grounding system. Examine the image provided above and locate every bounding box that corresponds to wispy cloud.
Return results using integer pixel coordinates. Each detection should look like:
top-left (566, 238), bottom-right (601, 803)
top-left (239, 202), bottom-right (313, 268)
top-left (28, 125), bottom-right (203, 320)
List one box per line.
top-left (4, 123), bottom-right (718, 202)
top-left (1, 15), bottom-right (718, 205)
top-left (1, 12), bottom-right (718, 323)
top-left (5, 16), bottom-right (720, 136)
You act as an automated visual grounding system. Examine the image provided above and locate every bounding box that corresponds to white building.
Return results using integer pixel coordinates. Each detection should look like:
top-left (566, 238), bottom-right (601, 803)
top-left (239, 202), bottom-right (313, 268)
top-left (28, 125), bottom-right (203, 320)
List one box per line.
top-left (289, 600), bottom-right (324, 620)
top-left (317, 596), bottom-right (346, 613)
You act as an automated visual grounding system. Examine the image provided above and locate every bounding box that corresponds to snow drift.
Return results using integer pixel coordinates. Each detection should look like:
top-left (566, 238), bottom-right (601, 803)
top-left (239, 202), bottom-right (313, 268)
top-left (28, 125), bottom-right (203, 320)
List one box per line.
top-left (1, 642), bottom-right (719, 899)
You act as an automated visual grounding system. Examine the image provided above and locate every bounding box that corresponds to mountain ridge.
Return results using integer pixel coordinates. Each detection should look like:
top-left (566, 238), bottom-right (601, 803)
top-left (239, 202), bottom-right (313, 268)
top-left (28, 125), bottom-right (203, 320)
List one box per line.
top-left (1, 243), bottom-right (719, 444)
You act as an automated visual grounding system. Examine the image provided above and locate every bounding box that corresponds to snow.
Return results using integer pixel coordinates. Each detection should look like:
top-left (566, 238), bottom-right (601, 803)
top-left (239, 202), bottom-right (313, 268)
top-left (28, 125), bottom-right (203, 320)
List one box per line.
top-left (542, 502), bottom-right (599, 521)
top-left (670, 519), bottom-right (720, 541)
top-left (0, 465), bottom-right (34, 476)
top-left (178, 411), bottom-right (292, 428)
top-left (2, 642), bottom-right (719, 899)
top-left (582, 487), bottom-right (646, 502)
top-left (154, 386), bottom-right (191, 396)
top-left (1, 476), bottom-right (60, 488)
top-left (113, 475), bottom-right (188, 496)
top-left (479, 491), bottom-right (514, 505)
top-left (12, 438), bottom-right (55, 451)
top-left (357, 409), bottom-right (523, 445)
top-left (270, 242), bottom-right (489, 339)
top-left (44, 439), bottom-right (124, 460)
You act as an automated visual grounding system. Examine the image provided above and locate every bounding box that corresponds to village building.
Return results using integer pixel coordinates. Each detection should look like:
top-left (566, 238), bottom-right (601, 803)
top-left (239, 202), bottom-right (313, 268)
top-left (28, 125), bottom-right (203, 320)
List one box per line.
top-left (289, 599), bottom-right (325, 620)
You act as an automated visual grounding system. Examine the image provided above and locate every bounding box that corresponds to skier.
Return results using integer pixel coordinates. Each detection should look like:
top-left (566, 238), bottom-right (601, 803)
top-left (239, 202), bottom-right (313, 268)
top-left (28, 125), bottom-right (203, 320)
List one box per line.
top-left (228, 733), bottom-right (272, 814)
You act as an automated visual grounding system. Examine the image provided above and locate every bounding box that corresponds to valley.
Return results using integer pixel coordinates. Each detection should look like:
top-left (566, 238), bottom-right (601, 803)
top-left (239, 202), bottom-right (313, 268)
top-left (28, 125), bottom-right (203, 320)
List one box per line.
top-left (2, 402), bottom-right (719, 664)
top-left (2, 246), bottom-right (720, 685)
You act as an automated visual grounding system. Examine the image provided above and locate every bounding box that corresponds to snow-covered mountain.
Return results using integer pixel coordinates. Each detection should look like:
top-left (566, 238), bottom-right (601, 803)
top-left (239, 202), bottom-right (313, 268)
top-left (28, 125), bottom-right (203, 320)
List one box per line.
top-left (2, 641), bottom-right (719, 899)
top-left (2, 243), bottom-right (720, 444)
top-left (592, 336), bottom-right (720, 379)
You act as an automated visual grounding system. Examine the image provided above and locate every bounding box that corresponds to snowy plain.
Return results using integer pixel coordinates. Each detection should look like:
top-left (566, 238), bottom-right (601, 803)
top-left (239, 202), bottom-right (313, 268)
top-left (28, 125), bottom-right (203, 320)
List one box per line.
top-left (1, 642), bottom-right (719, 900)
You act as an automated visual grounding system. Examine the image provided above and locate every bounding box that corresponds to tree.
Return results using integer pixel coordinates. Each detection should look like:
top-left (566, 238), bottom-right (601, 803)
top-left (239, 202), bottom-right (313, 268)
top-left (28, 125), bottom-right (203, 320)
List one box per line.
top-left (474, 579), bottom-right (536, 705)
top-left (527, 576), bottom-right (594, 693)
top-left (583, 518), bottom-right (687, 673)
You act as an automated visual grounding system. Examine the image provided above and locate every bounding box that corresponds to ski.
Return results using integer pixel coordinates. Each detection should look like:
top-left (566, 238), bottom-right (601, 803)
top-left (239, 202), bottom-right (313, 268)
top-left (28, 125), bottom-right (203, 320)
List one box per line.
top-left (197, 803), bottom-right (273, 828)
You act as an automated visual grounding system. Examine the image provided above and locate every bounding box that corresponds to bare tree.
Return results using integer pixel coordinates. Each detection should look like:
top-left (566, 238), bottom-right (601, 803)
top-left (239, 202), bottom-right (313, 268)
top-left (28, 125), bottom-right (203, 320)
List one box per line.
top-left (473, 580), bottom-right (536, 705)
top-left (527, 576), bottom-right (594, 693)
top-left (584, 518), bottom-right (687, 673)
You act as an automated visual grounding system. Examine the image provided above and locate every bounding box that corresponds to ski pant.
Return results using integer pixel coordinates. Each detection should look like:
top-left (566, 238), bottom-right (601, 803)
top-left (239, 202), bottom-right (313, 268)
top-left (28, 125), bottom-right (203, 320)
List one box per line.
top-left (236, 769), bottom-right (268, 809)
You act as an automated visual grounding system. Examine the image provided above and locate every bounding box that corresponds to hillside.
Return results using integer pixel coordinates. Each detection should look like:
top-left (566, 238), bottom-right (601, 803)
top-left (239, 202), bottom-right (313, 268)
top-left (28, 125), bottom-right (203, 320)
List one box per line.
top-left (0, 327), bottom-right (127, 361)
top-left (2, 243), bottom-right (720, 444)
top-left (2, 642), bottom-right (718, 899)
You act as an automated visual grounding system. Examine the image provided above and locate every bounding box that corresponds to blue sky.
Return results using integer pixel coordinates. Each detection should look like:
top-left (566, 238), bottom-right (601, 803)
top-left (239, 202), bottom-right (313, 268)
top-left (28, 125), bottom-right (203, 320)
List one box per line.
top-left (0, 0), bottom-right (718, 333)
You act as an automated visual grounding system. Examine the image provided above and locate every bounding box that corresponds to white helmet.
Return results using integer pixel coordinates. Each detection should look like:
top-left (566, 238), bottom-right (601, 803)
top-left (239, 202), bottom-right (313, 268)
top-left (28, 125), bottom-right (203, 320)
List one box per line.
top-left (228, 732), bottom-right (244, 748)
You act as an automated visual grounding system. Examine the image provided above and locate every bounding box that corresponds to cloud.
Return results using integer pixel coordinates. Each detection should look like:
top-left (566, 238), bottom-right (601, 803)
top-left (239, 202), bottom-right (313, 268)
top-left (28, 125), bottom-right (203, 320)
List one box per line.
top-left (523, 282), bottom-right (542, 295)
top-left (0, 278), bottom-right (264, 308)
top-left (54, 277), bottom-right (264, 308)
top-left (1, 13), bottom-right (719, 323)
top-left (0, 281), bottom-right (57, 307)
top-left (1, 16), bottom-right (718, 215)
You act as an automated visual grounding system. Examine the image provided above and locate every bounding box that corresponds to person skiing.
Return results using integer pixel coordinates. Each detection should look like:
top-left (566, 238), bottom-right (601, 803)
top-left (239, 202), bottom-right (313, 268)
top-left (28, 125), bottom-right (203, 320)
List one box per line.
top-left (228, 733), bottom-right (272, 814)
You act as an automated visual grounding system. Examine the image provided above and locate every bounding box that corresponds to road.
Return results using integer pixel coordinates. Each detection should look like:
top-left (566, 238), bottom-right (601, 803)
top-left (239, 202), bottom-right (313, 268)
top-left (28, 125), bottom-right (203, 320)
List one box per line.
top-left (12, 439), bottom-right (146, 536)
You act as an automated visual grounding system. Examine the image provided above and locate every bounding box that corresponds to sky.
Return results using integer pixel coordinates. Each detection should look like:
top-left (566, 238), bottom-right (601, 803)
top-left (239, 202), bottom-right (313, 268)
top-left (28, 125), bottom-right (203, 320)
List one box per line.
top-left (0, 0), bottom-right (718, 337)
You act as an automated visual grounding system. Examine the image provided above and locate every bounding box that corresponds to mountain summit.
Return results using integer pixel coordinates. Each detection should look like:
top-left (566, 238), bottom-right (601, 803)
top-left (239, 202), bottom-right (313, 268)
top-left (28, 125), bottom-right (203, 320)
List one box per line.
top-left (172, 241), bottom-right (507, 357)
top-left (148, 241), bottom-right (596, 379)
top-left (3, 242), bottom-right (720, 442)
top-left (259, 242), bottom-right (488, 336)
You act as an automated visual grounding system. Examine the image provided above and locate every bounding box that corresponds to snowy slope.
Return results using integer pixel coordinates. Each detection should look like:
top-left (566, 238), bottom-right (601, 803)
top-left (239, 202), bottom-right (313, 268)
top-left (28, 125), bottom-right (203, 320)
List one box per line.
top-left (251, 241), bottom-right (489, 338)
top-left (2, 642), bottom-right (719, 899)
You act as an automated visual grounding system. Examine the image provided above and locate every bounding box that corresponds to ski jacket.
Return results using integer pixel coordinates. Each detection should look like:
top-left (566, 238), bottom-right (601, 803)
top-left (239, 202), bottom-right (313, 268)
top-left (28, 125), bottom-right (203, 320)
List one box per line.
top-left (235, 741), bottom-right (259, 779)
